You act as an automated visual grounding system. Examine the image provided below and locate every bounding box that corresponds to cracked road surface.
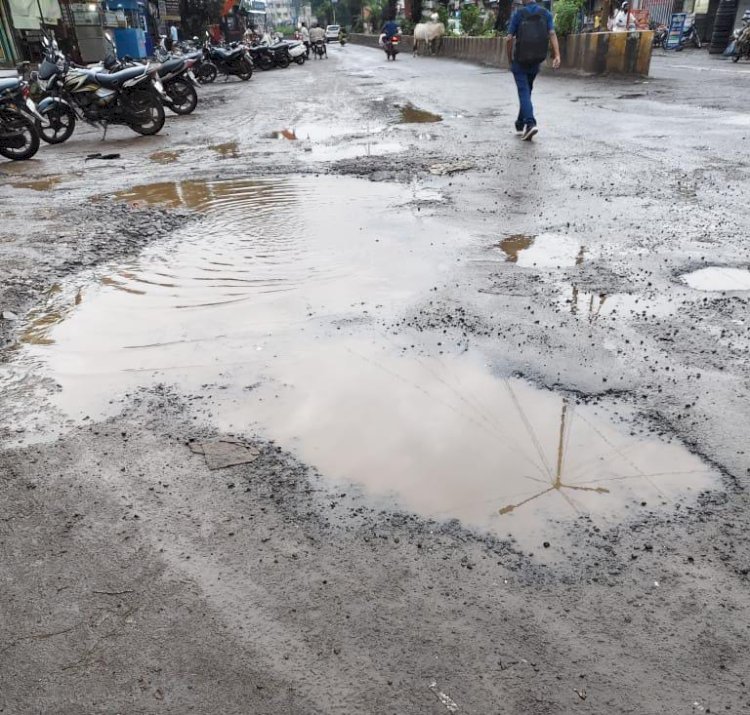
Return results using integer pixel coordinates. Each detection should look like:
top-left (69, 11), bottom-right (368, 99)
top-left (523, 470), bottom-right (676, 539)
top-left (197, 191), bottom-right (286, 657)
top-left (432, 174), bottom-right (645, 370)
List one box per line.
top-left (1, 45), bottom-right (749, 714)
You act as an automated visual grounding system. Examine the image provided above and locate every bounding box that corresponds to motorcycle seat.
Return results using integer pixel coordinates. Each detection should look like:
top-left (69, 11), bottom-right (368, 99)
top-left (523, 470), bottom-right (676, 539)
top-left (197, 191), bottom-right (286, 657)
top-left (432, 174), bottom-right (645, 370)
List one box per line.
top-left (94, 65), bottom-right (147, 87)
top-left (0, 77), bottom-right (21, 94)
top-left (212, 47), bottom-right (243, 59)
top-left (159, 57), bottom-right (184, 75)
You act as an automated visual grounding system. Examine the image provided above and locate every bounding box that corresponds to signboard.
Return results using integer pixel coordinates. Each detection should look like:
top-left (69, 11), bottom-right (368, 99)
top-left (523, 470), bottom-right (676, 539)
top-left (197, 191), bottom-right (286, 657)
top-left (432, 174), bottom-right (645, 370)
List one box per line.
top-left (666, 12), bottom-right (686, 49)
top-left (631, 9), bottom-right (650, 30)
top-left (164, 0), bottom-right (179, 21)
top-left (694, 0), bottom-right (709, 13)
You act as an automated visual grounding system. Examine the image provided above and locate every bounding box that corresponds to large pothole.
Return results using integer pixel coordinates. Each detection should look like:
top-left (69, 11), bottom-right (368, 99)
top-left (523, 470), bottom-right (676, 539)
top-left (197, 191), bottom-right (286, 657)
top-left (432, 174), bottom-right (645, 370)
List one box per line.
top-left (6, 175), bottom-right (719, 542)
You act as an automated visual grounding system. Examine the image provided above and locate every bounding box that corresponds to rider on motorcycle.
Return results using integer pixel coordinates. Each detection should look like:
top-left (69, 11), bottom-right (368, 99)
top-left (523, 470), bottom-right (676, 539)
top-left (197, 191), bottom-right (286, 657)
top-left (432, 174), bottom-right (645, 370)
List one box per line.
top-left (379, 16), bottom-right (400, 46)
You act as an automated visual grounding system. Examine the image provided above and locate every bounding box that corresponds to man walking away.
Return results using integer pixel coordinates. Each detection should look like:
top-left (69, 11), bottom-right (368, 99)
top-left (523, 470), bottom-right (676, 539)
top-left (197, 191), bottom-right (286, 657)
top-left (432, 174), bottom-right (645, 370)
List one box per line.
top-left (506, 0), bottom-right (561, 141)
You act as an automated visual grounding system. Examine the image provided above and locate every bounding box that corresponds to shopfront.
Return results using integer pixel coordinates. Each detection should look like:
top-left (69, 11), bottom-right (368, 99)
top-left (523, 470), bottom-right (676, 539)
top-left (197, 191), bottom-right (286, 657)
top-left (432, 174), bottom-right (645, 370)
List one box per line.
top-left (0, 0), bottom-right (19, 66)
top-left (6, 0), bottom-right (62, 62)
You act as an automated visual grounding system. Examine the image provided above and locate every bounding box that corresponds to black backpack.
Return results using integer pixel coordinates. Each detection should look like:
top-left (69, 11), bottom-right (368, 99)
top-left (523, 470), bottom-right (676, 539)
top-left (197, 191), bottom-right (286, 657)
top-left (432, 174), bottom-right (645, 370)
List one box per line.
top-left (514, 7), bottom-right (550, 65)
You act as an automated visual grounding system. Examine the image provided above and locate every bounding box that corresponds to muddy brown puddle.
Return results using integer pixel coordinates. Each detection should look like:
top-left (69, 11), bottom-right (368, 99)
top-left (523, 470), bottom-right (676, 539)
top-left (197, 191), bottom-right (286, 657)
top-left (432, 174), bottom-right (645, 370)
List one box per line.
top-left (399, 104), bottom-right (443, 124)
top-left (12, 176), bottom-right (718, 542)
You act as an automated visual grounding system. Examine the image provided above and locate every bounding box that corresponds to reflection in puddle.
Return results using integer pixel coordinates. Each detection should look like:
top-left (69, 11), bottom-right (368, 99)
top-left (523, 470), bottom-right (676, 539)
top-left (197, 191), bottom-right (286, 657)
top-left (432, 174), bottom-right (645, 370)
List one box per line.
top-left (500, 233), bottom-right (583, 268)
top-left (499, 234), bottom-right (534, 263)
top-left (292, 123), bottom-right (384, 142)
top-left (110, 177), bottom-right (282, 213)
top-left (305, 141), bottom-right (405, 161)
top-left (561, 287), bottom-right (676, 322)
top-left (150, 150), bottom-right (183, 164)
top-left (209, 141), bottom-right (240, 158)
top-left (498, 399), bottom-right (609, 515)
top-left (399, 104), bottom-right (442, 124)
top-left (20, 284), bottom-right (81, 346)
top-left (269, 129), bottom-right (297, 140)
top-left (17, 176), bottom-right (717, 540)
top-left (682, 266), bottom-right (750, 292)
top-left (9, 176), bottom-right (64, 191)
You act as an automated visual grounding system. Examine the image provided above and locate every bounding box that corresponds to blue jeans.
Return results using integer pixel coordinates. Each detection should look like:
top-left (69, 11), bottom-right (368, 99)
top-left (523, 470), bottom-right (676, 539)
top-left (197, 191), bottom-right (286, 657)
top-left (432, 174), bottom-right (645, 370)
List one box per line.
top-left (511, 61), bottom-right (540, 128)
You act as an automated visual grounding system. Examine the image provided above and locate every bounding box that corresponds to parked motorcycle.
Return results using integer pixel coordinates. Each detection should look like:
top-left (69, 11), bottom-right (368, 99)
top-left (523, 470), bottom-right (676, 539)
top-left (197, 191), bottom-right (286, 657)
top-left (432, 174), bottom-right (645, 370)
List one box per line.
top-left (384, 35), bottom-right (401, 60)
top-left (35, 34), bottom-right (166, 141)
top-left (730, 10), bottom-right (750, 62)
top-left (0, 79), bottom-right (40, 160)
top-left (203, 34), bottom-right (253, 81)
top-left (652, 23), bottom-right (668, 49)
top-left (0, 73), bottom-right (46, 136)
top-left (113, 43), bottom-right (200, 116)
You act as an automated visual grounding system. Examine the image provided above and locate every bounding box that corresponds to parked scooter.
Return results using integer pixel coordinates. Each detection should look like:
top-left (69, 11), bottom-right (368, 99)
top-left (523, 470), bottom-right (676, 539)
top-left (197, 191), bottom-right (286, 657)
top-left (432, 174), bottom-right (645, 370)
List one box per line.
top-left (35, 34), bottom-right (166, 141)
top-left (282, 40), bottom-right (308, 65)
top-left (0, 78), bottom-right (40, 160)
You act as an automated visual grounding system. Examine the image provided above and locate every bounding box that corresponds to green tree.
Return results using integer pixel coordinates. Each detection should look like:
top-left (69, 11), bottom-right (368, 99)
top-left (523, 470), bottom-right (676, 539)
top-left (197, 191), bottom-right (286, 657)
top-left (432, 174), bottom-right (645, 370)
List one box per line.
top-left (554, 0), bottom-right (584, 35)
top-left (460, 4), bottom-right (481, 35)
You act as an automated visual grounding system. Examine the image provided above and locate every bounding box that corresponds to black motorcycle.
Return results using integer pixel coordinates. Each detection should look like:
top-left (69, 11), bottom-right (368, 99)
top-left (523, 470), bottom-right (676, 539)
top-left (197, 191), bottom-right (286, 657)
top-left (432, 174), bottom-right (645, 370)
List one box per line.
top-left (311, 39), bottom-right (327, 59)
top-left (112, 46), bottom-right (200, 116)
top-left (203, 35), bottom-right (253, 81)
top-left (0, 73), bottom-right (48, 139)
top-left (35, 34), bottom-right (165, 142)
top-left (0, 79), bottom-right (40, 160)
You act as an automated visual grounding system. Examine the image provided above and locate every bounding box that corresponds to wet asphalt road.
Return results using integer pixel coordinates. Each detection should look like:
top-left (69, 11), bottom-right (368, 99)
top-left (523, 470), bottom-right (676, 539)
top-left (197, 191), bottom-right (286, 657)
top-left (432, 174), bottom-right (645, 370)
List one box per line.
top-left (1, 44), bottom-right (750, 714)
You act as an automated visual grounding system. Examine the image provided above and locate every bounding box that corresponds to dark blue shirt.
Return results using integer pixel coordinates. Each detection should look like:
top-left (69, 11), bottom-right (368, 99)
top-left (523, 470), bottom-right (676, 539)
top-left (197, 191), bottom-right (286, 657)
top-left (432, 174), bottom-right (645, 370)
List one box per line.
top-left (382, 21), bottom-right (399, 38)
top-left (508, 2), bottom-right (554, 35)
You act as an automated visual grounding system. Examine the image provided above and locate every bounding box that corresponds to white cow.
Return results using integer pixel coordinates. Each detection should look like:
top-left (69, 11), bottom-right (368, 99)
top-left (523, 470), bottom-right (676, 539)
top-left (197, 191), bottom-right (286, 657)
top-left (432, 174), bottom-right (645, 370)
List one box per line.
top-left (413, 20), bottom-right (446, 56)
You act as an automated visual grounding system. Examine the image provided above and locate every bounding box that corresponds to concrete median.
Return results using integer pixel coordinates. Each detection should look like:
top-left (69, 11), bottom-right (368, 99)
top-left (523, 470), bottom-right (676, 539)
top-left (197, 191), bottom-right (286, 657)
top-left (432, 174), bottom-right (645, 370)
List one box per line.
top-left (350, 31), bottom-right (654, 76)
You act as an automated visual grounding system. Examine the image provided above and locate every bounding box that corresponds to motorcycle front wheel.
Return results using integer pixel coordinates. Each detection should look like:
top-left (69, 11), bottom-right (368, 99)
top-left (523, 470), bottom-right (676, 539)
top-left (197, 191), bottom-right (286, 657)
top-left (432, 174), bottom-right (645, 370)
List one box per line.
top-left (126, 90), bottom-right (166, 136)
top-left (276, 55), bottom-right (290, 69)
top-left (196, 62), bottom-right (217, 84)
top-left (166, 77), bottom-right (198, 114)
top-left (294, 55), bottom-right (306, 65)
top-left (235, 58), bottom-right (253, 81)
top-left (38, 103), bottom-right (76, 144)
top-left (0, 108), bottom-right (40, 160)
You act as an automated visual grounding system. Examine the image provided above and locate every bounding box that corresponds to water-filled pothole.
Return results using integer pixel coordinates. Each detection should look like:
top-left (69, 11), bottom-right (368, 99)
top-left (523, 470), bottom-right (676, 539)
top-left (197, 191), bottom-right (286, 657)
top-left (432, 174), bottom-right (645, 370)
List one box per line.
top-left (209, 141), bottom-right (240, 159)
top-left (399, 104), bottom-right (442, 124)
top-left (681, 266), bottom-right (750, 292)
top-left (499, 234), bottom-right (584, 268)
top-left (150, 150), bottom-right (183, 164)
top-left (9, 176), bottom-right (64, 191)
top-left (15, 176), bottom-right (717, 540)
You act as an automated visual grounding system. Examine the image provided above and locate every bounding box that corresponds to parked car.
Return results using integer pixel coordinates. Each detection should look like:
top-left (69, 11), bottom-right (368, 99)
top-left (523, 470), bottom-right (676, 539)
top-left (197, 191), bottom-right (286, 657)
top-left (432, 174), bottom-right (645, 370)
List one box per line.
top-left (325, 25), bottom-right (341, 42)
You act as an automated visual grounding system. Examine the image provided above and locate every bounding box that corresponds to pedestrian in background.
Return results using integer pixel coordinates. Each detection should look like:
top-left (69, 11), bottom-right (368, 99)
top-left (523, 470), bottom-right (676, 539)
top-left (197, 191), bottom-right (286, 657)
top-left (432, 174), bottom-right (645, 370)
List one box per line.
top-left (506, 0), bottom-right (561, 141)
top-left (612, 2), bottom-right (637, 31)
top-left (300, 22), bottom-right (310, 58)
